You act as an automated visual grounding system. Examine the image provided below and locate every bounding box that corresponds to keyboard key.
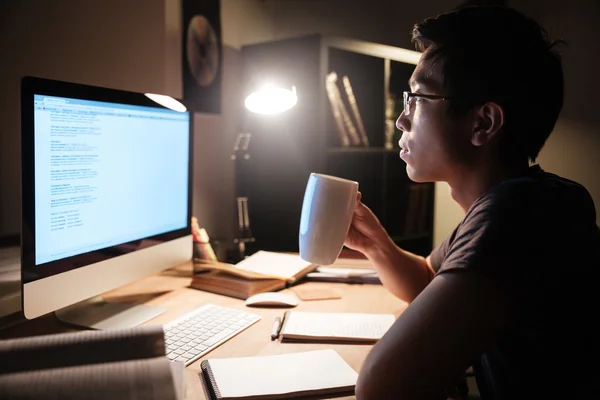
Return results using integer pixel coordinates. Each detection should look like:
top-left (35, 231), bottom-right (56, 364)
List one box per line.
top-left (206, 328), bottom-right (236, 346)
top-left (163, 304), bottom-right (260, 366)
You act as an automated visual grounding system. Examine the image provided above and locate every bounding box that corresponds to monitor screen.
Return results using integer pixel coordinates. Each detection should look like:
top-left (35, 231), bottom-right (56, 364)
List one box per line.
top-left (21, 77), bottom-right (193, 326)
top-left (33, 95), bottom-right (189, 266)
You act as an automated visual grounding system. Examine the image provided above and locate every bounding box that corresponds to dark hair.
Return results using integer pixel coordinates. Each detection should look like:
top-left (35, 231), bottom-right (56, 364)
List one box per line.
top-left (412, 6), bottom-right (565, 163)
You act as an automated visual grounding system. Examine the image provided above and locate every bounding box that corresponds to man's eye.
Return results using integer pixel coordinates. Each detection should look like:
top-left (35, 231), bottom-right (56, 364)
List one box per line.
top-left (414, 96), bottom-right (424, 102)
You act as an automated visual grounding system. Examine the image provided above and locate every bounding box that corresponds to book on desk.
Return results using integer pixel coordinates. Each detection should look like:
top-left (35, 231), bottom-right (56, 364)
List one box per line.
top-left (190, 271), bottom-right (287, 299)
top-left (0, 325), bottom-right (184, 400)
top-left (190, 251), bottom-right (317, 300)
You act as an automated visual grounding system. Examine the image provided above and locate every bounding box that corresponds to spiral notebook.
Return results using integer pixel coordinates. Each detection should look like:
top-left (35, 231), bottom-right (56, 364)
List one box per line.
top-left (199, 349), bottom-right (357, 400)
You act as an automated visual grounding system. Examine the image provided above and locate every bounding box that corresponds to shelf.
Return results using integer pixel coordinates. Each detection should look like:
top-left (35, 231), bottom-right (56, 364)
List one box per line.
top-left (327, 48), bottom-right (385, 148)
top-left (391, 233), bottom-right (433, 256)
top-left (390, 233), bottom-right (432, 242)
top-left (240, 35), bottom-right (433, 256)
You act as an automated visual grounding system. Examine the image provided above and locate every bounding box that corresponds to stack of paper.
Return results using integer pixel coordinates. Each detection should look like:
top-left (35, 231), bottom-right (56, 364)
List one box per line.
top-left (305, 263), bottom-right (380, 284)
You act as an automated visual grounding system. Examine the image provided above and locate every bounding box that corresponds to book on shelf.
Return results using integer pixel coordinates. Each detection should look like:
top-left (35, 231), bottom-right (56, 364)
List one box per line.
top-left (342, 75), bottom-right (369, 147)
top-left (275, 310), bottom-right (395, 343)
top-left (325, 72), bottom-right (350, 147)
top-left (416, 183), bottom-right (431, 234)
top-left (404, 184), bottom-right (432, 236)
top-left (0, 325), bottom-right (185, 400)
top-left (326, 72), bottom-right (362, 147)
top-left (332, 75), bottom-right (362, 146)
top-left (404, 184), bottom-right (419, 236)
top-left (190, 251), bottom-right (317, 300)
top-left (199, 349), bottom-right (357, 400)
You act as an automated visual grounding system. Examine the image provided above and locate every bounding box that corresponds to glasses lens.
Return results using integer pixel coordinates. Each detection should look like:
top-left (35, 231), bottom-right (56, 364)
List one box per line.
top-left (403, 92), bottom-right (409, 115)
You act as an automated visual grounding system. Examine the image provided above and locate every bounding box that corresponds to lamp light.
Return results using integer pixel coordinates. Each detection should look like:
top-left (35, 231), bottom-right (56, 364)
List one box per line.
top-left (244, 85), bottom-right (298, 115)
top-left (232, 84), bottom-right (298, 260)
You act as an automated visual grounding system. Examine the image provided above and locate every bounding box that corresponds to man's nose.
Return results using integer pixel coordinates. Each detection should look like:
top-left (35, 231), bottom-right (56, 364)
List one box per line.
top-left (396, 110), bottom-right (410, 132)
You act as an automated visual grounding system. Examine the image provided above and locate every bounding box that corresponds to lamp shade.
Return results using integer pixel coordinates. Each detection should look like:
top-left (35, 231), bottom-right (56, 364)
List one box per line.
top-left (144, 93), bottom-right (187, 112)
top-left (244, 86), bottom-right (297, 115)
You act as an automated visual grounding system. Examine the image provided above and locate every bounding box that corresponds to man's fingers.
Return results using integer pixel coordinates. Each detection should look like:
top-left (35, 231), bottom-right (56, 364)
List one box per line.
top-left (354, 201), bottom-right (372, 218)
top-left (355, 191), bottom-right (364, 212)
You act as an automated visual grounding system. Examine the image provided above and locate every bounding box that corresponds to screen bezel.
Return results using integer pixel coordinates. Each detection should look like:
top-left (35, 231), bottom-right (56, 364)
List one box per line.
top-left (21, 76), bottom-right (193, 284)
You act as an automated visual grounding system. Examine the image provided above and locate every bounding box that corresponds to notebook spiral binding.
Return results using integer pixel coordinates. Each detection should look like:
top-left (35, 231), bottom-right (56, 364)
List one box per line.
top-left (200, 360), bottom-right (221, 400)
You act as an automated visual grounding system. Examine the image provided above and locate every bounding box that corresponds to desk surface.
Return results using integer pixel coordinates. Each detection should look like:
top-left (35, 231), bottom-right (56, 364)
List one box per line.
top-left (0, 262), bottom-right (407, 400)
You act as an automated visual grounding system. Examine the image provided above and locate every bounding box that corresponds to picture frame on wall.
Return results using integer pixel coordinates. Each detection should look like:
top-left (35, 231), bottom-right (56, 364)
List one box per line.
top-left (181, 0), bottom-right (222, 114)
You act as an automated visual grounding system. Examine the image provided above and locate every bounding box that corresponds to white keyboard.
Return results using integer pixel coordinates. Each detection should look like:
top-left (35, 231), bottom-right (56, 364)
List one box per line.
top-left (163, 303), bottom-right (261, 366)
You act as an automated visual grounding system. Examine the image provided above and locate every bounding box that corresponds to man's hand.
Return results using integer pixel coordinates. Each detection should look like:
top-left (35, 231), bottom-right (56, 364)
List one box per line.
top-left (344, 192), bottom-right (389, 257)
top-left (344, 191), bottom-right (434, 303)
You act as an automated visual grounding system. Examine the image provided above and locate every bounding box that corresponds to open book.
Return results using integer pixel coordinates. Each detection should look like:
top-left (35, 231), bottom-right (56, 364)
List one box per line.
top-left (200, 349), bottom-right (357, 400)
top-left (189, 271), bottom-right (287, 300)
top-left (277, 311), bottom-right (395, 343)
top-left (0, 325), bottom-right (184, 400)
top-left (191, 251), bottom-right (316, 300)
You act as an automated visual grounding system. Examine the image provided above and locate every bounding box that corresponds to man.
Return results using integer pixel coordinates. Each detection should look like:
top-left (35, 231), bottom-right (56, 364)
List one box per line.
top-left (345, 6), bottom-right (598, 400)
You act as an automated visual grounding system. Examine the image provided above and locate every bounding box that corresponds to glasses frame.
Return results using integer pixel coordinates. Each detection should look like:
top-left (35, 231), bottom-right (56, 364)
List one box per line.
top-left (402, 91), bottom-right (456, 115)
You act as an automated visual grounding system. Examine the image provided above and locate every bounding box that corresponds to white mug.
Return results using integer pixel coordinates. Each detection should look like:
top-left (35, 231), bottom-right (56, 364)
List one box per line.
top-left (299, 173), bottom-right (359, 265)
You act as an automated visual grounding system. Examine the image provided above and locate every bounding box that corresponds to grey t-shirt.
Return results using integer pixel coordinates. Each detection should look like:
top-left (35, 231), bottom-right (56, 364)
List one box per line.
top-left (429, 165), bottom-right (598, 400)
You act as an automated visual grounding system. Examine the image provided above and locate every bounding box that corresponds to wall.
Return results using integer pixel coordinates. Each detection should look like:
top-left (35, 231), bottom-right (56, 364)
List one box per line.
top-left (526, 0), bottom-right (600, 225)
top-left (263, 0), bottom-right (452, 49)
top-left (0, 0), bottom-right (275, 244)
top-left (183, 0), bottom-right (275, 244)
top-left (0, 0), bottom-right (167, 237)
top-left (221, 0), bottom-right (275, 49)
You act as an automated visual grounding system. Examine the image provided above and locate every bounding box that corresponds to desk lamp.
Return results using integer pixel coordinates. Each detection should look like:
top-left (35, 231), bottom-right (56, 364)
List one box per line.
top-left (144, 93), bottom-right (187, 112)
top-left (231, 85), bottom-right (298, 260)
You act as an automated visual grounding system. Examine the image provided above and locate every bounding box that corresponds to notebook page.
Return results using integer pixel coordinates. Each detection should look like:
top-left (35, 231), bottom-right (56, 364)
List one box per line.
top-left (281, 311), bottom-right (395, 340)
top-left (234, 251), bottom-right (313, 280)
top-left (205, 349), bottom-right (357, 398)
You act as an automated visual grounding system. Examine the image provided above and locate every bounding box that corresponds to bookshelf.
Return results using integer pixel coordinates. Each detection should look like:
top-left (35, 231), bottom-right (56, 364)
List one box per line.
top-left (240, 35), bottom-right (434, 257)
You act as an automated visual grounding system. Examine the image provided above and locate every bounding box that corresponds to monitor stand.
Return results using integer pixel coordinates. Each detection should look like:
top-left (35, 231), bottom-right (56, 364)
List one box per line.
top-left (54, 296), bottom-right (165, 330)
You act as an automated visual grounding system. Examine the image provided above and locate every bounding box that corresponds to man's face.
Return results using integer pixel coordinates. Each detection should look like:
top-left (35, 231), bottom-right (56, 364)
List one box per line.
top-left (396, 50), bottom-right (475, 183)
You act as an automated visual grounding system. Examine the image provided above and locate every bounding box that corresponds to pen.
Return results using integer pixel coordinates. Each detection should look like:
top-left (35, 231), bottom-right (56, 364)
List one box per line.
top-left (271, 317), bottom-right (282, 341)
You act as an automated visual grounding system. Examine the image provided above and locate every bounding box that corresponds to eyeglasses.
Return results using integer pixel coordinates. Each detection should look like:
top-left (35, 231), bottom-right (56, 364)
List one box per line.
top-left (402, 91), bottom-right (456, 116)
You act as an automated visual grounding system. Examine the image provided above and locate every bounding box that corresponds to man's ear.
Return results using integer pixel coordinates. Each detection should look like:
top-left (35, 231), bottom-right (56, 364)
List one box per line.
top-left (471, 102), bottom-right (504, 147)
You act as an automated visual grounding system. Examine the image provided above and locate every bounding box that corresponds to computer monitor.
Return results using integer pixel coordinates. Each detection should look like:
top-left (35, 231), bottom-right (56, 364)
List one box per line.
top-left (20, 76), bottom-right (193, 329)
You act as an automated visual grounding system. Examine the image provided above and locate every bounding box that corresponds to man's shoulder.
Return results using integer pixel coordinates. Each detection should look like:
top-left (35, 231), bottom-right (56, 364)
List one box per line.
top-left (472, 166), bottom-right (595, 219)
top-left (434, 166), bottom-right (598, 273)
top-left (454, 166), bottom-right (597, 256)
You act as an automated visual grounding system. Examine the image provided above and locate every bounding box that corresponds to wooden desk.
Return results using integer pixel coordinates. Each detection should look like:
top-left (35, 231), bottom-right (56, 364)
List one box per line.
top-left (0, 262), bottom-right (407, 400)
